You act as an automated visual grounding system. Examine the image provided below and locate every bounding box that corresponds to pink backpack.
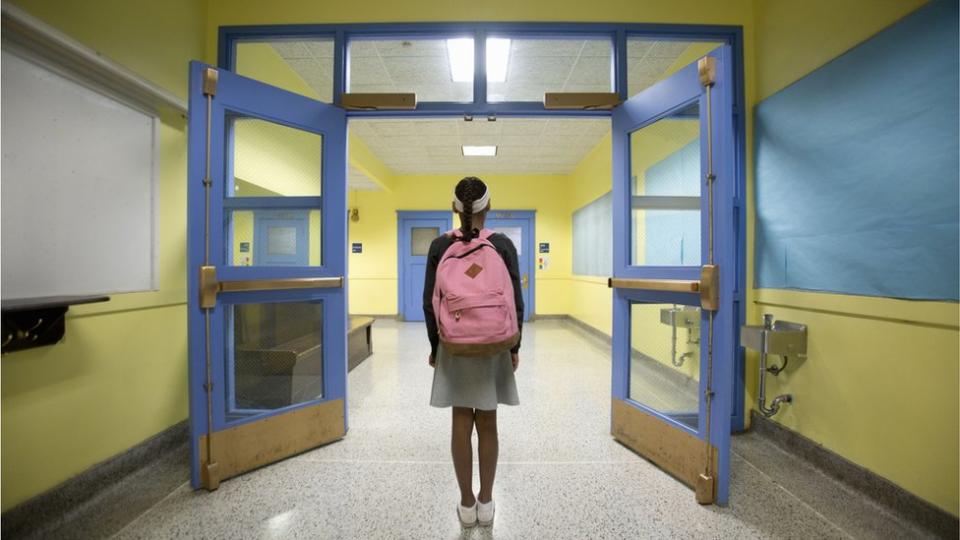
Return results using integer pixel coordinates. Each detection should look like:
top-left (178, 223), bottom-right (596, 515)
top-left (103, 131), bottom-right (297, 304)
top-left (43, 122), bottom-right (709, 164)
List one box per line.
top-left (432, 228), bottom-right (520, 357)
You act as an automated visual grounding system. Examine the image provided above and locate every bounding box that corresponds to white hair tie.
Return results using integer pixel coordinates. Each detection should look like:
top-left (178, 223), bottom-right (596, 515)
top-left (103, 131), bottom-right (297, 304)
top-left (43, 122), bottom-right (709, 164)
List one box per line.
top-left (453, 186), bottom-right (490, 213)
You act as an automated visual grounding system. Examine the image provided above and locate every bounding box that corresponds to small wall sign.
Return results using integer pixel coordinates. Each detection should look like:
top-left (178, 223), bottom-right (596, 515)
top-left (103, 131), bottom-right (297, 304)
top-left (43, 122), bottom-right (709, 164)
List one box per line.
top-left (539, 242), bottom-right (550, 253)
top-left (352, 243), bottom-right (363, 254)
top-left (239, 242), bottom-right (250, 253)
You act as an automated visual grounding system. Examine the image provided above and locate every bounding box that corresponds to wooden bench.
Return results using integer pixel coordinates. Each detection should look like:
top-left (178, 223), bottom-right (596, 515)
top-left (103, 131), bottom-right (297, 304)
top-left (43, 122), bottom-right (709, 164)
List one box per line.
top-left (348, 316), bottom-right (375, 372)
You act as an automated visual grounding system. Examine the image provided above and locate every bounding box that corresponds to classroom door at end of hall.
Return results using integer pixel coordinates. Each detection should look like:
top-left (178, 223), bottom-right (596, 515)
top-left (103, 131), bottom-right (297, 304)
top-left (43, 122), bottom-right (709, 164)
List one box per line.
top-left (485, 211), bottom-right (535, 322)
top-left (398, 211), bottom-right (453, 322)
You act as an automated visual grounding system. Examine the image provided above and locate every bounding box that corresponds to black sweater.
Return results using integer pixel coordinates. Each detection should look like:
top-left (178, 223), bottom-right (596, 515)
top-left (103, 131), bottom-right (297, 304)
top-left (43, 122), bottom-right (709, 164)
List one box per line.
top-left (423, 232), bottom-right (524, 358)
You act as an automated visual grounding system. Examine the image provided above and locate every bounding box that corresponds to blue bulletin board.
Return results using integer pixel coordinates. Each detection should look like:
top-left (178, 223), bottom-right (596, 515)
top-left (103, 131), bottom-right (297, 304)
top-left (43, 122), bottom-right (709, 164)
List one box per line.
top-left (754, 1), bottom-right (959, 301)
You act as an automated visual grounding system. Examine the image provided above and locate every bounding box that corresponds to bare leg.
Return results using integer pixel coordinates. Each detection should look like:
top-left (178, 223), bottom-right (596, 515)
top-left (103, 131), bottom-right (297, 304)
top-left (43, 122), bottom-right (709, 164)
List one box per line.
top-left (474, 409), bottom-right (499, 503)
top-left (451, 407), bottom-right (476, 507)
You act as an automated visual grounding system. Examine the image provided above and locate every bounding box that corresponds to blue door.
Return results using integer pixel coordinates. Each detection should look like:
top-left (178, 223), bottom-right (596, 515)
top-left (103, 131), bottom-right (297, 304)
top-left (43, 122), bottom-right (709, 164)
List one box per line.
top-left (486, 210), bottom-right (534, 321)
top-left (609, 47), bottom-right (737, 505)
top-left (252, 210), bottom-right (310, 267)
top-left (398, 211), bottom-right (452, 321)
top-left (187, 62), bottom-right (347, 490)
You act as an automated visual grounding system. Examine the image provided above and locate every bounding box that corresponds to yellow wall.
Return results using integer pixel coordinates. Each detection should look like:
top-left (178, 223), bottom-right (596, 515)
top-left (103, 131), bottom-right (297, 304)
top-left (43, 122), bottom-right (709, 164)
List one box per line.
top-left (348, 174), bottom-right (572, 316)
top-left (751, 0), bottom-right (957, 516)
top-left (1, 0), bottom-right (203, 511)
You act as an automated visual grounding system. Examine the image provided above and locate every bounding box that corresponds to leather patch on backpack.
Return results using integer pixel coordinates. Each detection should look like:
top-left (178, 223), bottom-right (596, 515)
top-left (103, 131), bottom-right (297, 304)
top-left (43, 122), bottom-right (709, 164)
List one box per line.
top-left (465, 263), bottom-right (483, 279)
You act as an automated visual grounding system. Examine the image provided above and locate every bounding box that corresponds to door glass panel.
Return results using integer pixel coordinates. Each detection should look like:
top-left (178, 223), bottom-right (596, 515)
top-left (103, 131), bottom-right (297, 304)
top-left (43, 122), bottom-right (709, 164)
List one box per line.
top-left (229, 117), bottom-right (322, 198)
top-left (348, 38), bottom-right (473, 102)
top-left (411, 227), bottom-right (439, 256)
top-left (235, 39), bottom-right (334, 102)
top-left (486, 37), bottom-right (613, 102)
top-left (227, 302), bottom-right (324, 419)
top-left (227, 209), bottom-right (321, 267)
top-left (630, 102), bottom-right (701, 266)
top-left (630, 303), bottom-right (700, 431)
top-left (626, 38), bottom-right (723, 99)
top-left (491, 226), bottom-right (522, 255)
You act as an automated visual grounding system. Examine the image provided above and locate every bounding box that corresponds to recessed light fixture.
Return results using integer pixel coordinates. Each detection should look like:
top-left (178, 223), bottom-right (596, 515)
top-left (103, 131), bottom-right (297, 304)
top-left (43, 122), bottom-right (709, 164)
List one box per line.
top-left (447, 38), bottom-right (511, 83)
top-left (485, 38), bottom-right (510, 83)
top-left (462, 145), bottom-right (497, 156)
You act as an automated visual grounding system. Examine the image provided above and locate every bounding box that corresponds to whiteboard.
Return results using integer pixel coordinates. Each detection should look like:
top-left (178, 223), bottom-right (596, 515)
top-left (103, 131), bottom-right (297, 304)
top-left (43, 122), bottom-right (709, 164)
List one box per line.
top-left (1, 48), bottom-right (158, 300)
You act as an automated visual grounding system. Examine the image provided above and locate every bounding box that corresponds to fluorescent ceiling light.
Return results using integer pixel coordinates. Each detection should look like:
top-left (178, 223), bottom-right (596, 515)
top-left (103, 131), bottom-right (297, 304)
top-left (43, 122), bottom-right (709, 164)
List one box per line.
top-left (447, 38), bottom-right (474, 82)
top-left (462, 145), bottom-right (497, 156)
top-left (486, 38), bottom-right (510, 83)
top-left (446, 38), bottom-right (510, 83)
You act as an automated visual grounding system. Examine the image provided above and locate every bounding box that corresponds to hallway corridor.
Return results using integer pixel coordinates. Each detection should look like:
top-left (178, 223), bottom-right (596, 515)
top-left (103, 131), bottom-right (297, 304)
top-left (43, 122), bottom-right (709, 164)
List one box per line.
top-left (111, 321), bottom-right (932, 539)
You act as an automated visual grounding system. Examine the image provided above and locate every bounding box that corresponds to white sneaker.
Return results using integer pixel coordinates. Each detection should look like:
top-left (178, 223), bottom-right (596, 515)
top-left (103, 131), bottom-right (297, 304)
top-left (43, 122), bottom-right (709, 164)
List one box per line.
top-left (457, 502), bottom-right (477, 528)
top-left (477, 499), bottom-right (495, 526)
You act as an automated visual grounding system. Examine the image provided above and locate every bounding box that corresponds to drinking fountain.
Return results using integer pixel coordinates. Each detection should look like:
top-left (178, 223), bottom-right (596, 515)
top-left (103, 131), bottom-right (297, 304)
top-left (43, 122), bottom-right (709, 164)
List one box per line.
top-left (659, 305), bottom-right (699, 367)
top-left (740, 314), bottom-right (807, 417)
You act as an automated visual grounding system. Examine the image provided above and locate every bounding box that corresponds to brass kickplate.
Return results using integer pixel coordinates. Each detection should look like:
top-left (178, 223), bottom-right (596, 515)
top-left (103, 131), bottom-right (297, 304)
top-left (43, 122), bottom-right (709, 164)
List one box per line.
top-left (695, 472), bottom-right (715, 504)
top-left (341, 93), bottom-right (416, 110)
top-left (544, 92), bottom-right (621, 110)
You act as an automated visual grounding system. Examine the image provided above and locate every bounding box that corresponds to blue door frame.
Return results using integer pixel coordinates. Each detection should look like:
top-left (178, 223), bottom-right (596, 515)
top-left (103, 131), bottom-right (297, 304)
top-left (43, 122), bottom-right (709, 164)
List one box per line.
top-left (187, 62), bottom-right (348, 490)
top-left (397, 211), bottom-right (452, 322)
top-left (611, 46), bottom-right (737, 504)
top-left (216, 22), bottom-right (747, 433)
top-left (485, 210), bottom-right (535, 321)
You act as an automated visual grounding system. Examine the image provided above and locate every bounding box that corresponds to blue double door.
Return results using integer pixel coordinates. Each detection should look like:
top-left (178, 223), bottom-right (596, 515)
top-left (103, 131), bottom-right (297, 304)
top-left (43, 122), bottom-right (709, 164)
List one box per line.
top-left (399, 210), bottom-right (534, 322)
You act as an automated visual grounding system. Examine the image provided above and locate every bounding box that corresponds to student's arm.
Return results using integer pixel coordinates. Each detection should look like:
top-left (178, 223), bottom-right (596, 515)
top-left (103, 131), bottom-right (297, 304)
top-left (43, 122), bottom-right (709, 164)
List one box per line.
top-left (491, 234), bottom-right (524, 353)
top-left (423, 236), bottom-right (453, 359)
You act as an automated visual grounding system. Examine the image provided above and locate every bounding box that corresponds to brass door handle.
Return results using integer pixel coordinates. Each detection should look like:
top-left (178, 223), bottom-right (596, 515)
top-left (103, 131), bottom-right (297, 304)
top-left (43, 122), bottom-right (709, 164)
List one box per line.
top-left (522, 274), bottom-right (529, 289)
top-left (200, 266), bottom-right (342, 308)
top-left (608, 277), bottom-right (699, 293)
top-left (607, 265), bottom-right (719, 311)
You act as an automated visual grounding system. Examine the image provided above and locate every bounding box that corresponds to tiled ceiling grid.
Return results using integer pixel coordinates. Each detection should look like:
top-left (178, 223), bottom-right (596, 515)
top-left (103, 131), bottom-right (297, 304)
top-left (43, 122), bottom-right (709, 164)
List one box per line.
top-left (348, 117), bottom-right (610, 175)
top-left (262, 38), bottom-right (705, 178)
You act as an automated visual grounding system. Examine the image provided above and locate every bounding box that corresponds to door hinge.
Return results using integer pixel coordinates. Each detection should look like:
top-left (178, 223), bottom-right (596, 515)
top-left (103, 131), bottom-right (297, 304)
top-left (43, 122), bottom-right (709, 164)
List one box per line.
top-left (698, 57), bottom-right (716, 88)
top-left (203, 67), bottom-right (218, 96)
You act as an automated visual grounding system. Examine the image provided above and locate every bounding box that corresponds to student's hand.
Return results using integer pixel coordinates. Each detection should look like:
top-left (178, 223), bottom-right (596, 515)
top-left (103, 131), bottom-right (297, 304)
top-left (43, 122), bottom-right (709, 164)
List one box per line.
top-left (511, 353), bottom-right (519, 372)
top-left (428, 355), bottom-right (436, 368)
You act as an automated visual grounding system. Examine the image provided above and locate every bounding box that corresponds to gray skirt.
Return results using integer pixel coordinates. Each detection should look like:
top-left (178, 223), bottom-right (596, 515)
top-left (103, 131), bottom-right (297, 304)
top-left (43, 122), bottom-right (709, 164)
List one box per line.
top-left (430, 344), bottom-right (520, 411)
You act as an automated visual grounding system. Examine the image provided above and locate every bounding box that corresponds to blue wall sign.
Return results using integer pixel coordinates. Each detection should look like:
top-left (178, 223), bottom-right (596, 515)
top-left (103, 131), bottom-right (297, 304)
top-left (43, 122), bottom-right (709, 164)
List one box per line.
top-left (352, 243), bottom-right (363, 254)
top-left (539, 242), bottom-right (550, 253)
top-left (239, 242), bottom-right (250, 253)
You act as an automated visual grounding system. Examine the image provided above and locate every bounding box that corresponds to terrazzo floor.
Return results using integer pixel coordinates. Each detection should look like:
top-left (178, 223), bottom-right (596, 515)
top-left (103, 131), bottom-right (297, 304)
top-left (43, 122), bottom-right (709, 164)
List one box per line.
top-left (111, 320), bottom-right (935, 539)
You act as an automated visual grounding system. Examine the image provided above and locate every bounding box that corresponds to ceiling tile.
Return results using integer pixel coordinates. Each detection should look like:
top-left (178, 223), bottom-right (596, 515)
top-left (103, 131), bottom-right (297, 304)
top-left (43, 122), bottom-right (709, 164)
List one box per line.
top-left (426, 146), bottom-right (463, 158)
top-left (376, 39), bottom-right (448, 57)
top-left (566, 56), bottom-right (613, 86)
top-left (348, 57), bottom-right (391, 85)
top-left (510, 39), bottom-right (583, 57)
top-left (305, 40), bottom-right (335, 58)
top-left (271, 42), bottom-right (312, 59)
top-left (458, 120), bottom-right (502, 136)
top-left (386, 57), bottom-right (451, 84)
top-left (499, 120), bottom-right (547, 136)
top-left (507, 56), bottom-right (573, 84)
top-left (627, 39), bottom-right (655, 58)
top-left (648, 41), bottom-right (690, 58)
top-left (347, 41), bottom-right (380, 58)
top-left (498, 135), bottom-right (540, 147)
top-left (581, 39), bottom-right (614, 57)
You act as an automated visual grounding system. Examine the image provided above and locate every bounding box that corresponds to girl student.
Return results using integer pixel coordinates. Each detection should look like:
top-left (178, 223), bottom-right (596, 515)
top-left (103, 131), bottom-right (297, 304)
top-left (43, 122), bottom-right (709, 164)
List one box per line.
top-left (423, 176), bottom-right (524, 528)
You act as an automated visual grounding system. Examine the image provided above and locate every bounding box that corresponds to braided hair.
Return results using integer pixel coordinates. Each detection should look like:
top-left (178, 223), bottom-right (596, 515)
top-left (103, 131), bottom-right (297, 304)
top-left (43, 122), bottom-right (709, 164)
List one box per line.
top-left (454, 176), bottom-right (487, 243)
